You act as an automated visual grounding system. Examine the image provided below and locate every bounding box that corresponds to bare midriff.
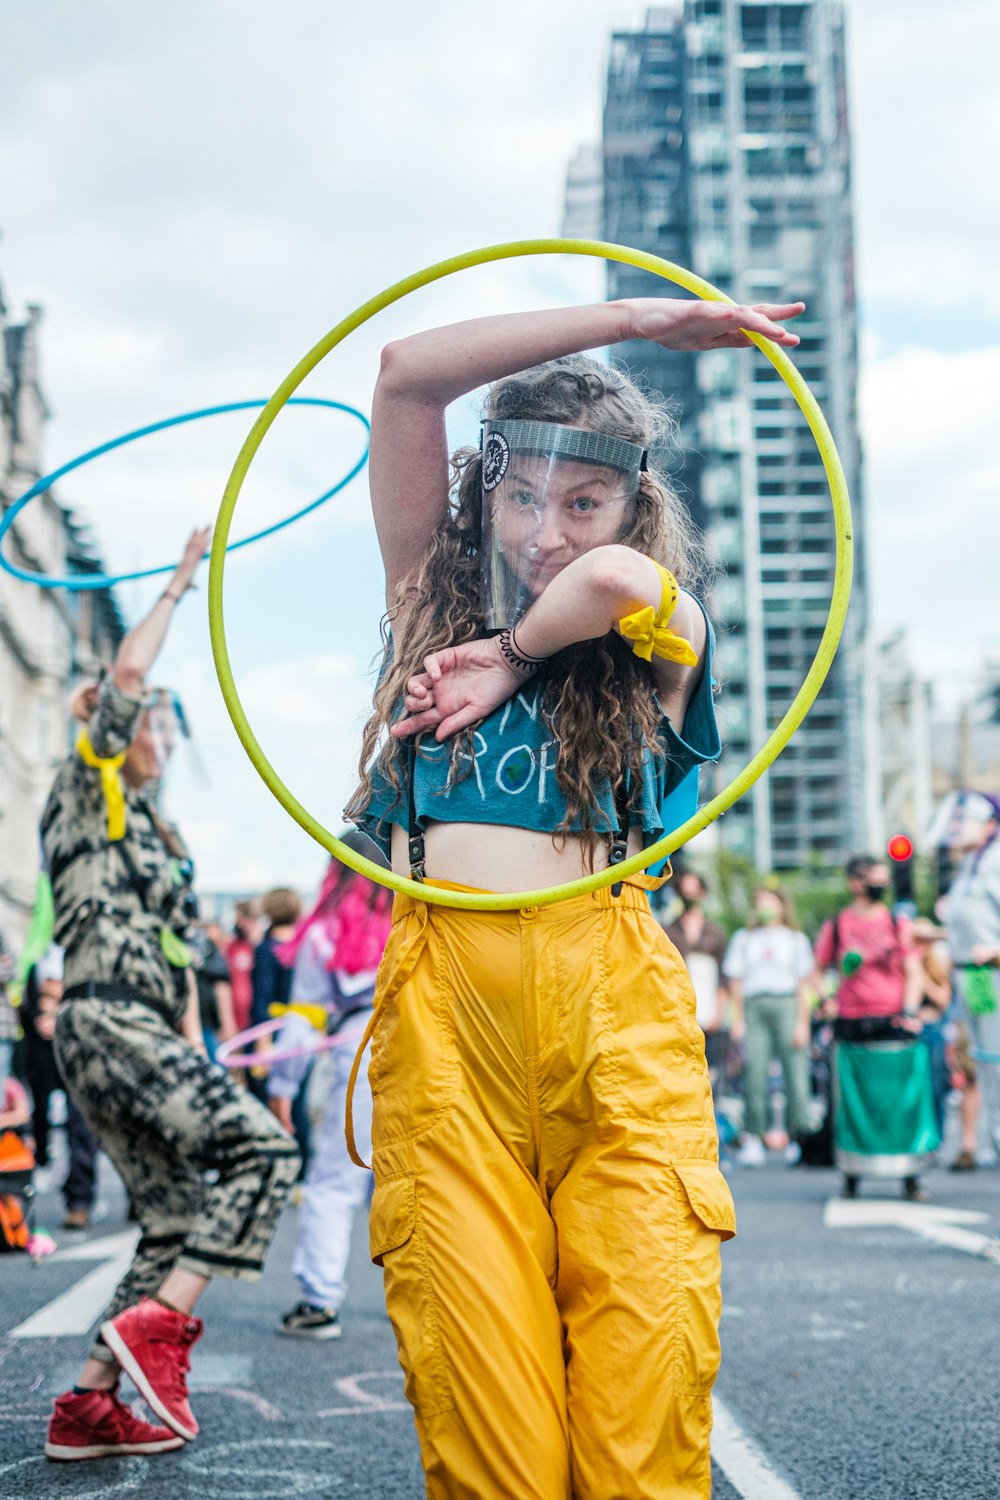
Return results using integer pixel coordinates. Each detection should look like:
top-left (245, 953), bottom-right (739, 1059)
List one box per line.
top-left (390, 819), bottom-right (647, 894)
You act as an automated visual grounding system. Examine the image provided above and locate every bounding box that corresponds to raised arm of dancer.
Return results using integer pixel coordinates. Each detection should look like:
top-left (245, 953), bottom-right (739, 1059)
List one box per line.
top-left (113, 527), bottom-right (211, 694)
top-left (372, 299), bottom-right (803, 599)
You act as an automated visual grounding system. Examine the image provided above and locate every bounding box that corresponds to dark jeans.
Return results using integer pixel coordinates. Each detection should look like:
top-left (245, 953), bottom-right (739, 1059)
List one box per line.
top-left (64, 1094), bottom-right (98, 1210)
top-left (24, 1040), bottom-right (98, 1208)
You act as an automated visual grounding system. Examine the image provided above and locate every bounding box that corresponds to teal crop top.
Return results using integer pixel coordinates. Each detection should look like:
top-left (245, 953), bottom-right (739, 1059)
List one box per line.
top-left (354, 605), bottom-right (721, 865)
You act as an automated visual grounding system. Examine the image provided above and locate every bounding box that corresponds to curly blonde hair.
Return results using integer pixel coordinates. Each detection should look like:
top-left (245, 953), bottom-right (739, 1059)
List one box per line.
top-left (346, 355), bottom-right (709, 856)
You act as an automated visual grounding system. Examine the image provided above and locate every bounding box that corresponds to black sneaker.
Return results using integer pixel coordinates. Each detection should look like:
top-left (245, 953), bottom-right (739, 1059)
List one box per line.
top-left (902, 1176), bottom-right (930, 1203)
top-left (278, 1302), bottom-right (342, 1340)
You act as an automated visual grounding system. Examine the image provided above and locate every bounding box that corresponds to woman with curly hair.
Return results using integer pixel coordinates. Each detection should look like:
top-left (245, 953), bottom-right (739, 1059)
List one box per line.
top-left (347, 294), bottom-right (803, 1498)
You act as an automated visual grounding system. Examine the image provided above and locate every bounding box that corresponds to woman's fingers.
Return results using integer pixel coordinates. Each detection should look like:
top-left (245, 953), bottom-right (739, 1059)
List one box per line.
top-left (391, 705), bottom-right (441, 738)
top-left (750, 301), bottom-right (806, 318)
top-left (435, 702), bottom-right (481, 741)
top-left (422, 652), bottom-right (445, 684)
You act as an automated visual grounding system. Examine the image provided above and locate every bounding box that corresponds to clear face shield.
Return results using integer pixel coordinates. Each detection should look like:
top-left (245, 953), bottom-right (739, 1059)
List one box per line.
top-left (479, 419), bottom-right (646, 630)
top-left (926, 790), bottom-right (1000, 853)
top-left (126, 688), bottom-right (192, 795)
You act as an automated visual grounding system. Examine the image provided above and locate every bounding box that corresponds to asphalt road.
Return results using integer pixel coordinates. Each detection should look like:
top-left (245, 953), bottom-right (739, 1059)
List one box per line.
top-left (2, 1131), bottom-right (999, 1498)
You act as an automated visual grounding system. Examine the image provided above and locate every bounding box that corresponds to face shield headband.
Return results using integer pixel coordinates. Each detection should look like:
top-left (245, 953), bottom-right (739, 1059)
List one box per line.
top-left (479, 419), bottom-right (647, 631)
top-left (927, 789), bottom-right (1000, 853)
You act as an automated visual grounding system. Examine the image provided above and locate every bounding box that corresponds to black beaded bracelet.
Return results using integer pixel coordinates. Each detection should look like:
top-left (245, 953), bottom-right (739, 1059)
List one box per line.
top-left (510, 624), bottom-right (548, 664)
top-left (497, 627), bottom-right (546, 676)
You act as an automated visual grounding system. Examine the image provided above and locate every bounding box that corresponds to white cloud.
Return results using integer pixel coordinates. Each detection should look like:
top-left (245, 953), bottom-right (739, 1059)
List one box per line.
top-left (161, 646), bottom-right (378, 891)
top-left (860, 341), bottom-right (1000, 697)
top-left (846, 0), bottom-right (1000, 316)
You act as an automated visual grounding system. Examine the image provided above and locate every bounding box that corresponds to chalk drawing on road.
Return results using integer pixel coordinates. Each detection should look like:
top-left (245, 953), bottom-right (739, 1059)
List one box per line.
top-left (316, 1368), bottom-right (408, 1417)
top-left (713, 1396), bottom-right (805, 1500)
top-left (825, 1197), bottom-right (1000, 1262)
top-left (808, 1310), bottom-right (868, 1341)
top-left (177, 1439), bottom-right (346, 1497)
top-left (197, 1386), bottom-right (284, 1420)
top-left (0, 1453), bottom-right (148, 1494)
top-left (8, 1229), bottom-right (140, 1339)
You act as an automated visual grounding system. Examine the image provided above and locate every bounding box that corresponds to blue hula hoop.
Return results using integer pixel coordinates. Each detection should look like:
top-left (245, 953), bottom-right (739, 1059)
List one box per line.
top-left (0, 397), bottom-right (370, 591)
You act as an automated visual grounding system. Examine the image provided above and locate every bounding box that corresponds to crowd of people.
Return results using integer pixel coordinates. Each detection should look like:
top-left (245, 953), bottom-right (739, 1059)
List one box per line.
top-left (663, 819), bottom-right (1000, 1205)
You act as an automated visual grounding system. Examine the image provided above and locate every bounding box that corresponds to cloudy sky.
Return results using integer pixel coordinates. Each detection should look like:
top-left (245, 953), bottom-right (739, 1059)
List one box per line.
top-left (1, 0), bottom-right (997, 892)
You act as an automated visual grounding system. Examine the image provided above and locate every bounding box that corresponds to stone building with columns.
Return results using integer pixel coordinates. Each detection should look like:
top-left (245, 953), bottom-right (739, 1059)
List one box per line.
top-left (0, 279), bottom-right (125, 950)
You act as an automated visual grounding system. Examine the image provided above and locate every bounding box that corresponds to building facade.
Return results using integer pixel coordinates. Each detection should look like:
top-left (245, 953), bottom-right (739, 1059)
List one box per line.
top-left (0, 281), bottom-right (125, 949)
top-left (566, 0), bottom-right (867, 870)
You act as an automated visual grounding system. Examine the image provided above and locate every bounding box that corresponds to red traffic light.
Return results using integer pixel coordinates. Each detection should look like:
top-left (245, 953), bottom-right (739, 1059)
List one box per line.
top-left (887, 834), bottom-right (914, 862)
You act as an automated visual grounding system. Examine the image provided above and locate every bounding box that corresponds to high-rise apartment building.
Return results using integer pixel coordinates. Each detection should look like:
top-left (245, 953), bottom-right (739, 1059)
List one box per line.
top-left (567, 1), bottom-right (866, 870)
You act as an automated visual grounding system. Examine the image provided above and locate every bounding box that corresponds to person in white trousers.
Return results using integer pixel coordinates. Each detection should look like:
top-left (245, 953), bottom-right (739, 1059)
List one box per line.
top-left (268, 832), bottom-right (391, 1339)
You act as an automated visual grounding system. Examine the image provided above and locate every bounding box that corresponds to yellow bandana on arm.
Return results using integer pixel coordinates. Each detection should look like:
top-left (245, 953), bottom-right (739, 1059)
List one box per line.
top-left (618, 560), bottom-right (699, 666)
top-left (76, 730), bottom-right (128, 841)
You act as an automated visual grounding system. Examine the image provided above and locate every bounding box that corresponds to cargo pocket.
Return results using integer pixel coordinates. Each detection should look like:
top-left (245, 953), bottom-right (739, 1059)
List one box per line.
top-left (369, 1174), bottom-right (454, 1416)
top-left (673, 1162), bottom-right (736, 1395)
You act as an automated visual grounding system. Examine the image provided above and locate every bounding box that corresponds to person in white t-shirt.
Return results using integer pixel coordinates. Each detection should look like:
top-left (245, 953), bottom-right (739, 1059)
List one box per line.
top-left (724, 886), bottom-right (816, 1165)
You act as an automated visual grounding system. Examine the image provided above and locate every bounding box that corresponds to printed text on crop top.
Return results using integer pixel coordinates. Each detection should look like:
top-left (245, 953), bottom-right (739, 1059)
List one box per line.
top-left (354, 605), bottom-right (721, 861)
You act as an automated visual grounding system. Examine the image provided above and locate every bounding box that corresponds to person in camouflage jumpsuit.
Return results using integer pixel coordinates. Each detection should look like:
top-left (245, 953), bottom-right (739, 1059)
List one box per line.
top-left (43, 528), bottom-right (300, 1464)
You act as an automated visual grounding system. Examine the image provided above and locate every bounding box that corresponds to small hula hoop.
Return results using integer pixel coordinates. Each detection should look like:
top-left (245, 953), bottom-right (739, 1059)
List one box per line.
top-left (209, 237), bottom-right (854, 912)
top-left (215, 1016), bottom-right (355, 1070)
top-left (0, 398), bottom-right (370, 591)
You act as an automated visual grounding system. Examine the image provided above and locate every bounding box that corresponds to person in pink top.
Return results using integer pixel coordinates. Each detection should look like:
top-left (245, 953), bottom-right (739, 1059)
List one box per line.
top-left (224, 902), bottom-right (259, 1035)
top-left (814, 856), bottom-right (922, 1021)
top-left (815, 855), bottom-right (937, 1201)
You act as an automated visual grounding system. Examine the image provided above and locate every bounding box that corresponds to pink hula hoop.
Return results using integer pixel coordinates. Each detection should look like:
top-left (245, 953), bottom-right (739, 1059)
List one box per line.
top-left (215, 1016), bottom-right (356, 1070)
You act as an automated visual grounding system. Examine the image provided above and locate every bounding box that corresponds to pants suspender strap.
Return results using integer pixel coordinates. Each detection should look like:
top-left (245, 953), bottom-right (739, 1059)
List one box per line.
top-left (609, 774), bottom-right (631, 899)
top-left (406, 738), bottom-right (425, 881)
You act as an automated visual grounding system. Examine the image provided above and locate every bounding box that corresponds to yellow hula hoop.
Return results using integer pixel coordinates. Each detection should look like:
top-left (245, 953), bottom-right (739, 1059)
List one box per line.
top-left (208, 238), bottom-right (853, 911)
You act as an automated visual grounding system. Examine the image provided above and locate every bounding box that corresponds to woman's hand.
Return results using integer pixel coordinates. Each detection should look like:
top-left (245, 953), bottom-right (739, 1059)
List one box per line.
top-left (269, 1096), bottom-right (294, 1134)
top-left (792, 1017), bottom-right (810, 1051)
top-left (391, 638), bottom-right (526, 741)
top-left (626, 299), bottom-right (805, 352)
top-left (170, 525), bottom-right (212, 595)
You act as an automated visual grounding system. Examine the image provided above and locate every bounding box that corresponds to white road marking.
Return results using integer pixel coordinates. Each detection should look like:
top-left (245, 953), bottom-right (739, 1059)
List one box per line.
top-left (48, 1227), bottom-right (139, 1263)
top-left (8, 1229), bottom-right (139, 1338)
top-left (712, 1396), bottom-right (805, 1500)
top-left (824, 1197), bottom-right (1000, 1261)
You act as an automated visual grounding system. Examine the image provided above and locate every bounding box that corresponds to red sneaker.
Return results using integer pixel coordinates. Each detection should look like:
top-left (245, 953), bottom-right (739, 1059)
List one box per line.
top-left (45, 1387), bottom-right (184, 1461)
top-left (101, 1298), bottom-right (202, 1441)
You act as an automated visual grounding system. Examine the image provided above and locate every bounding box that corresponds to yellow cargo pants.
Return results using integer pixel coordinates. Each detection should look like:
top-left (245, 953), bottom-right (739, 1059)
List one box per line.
top-left (364, 876), bottom-right (736, 1500)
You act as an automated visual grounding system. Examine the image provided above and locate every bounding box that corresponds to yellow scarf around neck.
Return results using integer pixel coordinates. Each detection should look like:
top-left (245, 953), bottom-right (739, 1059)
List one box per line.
top-left (76, 731), bottom-right (127, 841)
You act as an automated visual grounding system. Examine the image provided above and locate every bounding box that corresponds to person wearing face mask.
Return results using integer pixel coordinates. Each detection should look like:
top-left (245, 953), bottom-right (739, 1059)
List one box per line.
top-left (934, 791), bottom-right (1000, 1162)
top-left (815, 855), bottom-right (936, 1200)
top-left (723, 886), bottom-right (816, 1166)
top-left (39, 529), bottom-right (300, 1464)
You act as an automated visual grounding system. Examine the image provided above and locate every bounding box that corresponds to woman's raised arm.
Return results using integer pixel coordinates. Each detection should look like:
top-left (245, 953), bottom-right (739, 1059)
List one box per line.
top-left (369, 298), bottom-right (803, 604)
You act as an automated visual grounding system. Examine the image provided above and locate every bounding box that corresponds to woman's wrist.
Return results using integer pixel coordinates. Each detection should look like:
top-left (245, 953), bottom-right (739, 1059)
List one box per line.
top-left (495, 627), bottom-right (547, 681)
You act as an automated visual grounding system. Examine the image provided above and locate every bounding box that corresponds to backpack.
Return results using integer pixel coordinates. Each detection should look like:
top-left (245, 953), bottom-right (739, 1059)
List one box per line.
top-left (0, 1129), bottom-right (34, 1252)
top-left (0, 1193), bottom-right (29, 1252)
